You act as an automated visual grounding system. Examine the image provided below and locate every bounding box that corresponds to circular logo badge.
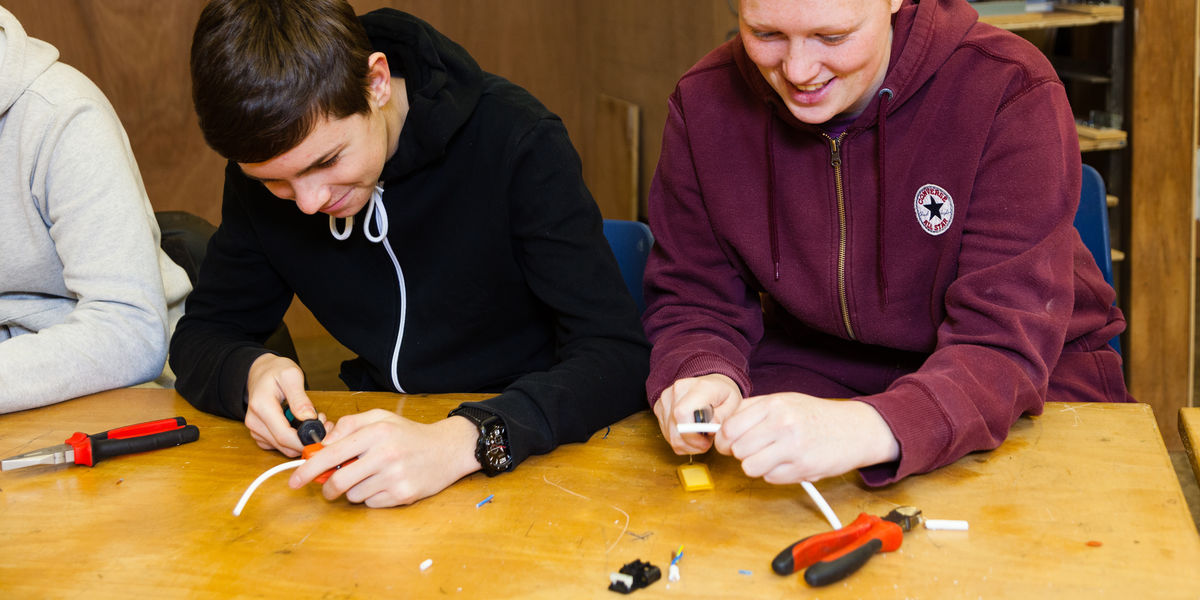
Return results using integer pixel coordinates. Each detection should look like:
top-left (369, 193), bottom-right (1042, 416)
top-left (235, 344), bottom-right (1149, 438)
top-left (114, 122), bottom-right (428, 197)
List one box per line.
top-left (913, 184), bottom-right (954, 236)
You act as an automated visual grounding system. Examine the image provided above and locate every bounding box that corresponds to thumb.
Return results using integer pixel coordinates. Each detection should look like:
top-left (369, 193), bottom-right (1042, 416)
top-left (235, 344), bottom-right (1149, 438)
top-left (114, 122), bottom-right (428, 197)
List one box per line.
top-left (321, 413), bottom-right (362, 445)
top-left (278, 368), bottom-right (317, 420)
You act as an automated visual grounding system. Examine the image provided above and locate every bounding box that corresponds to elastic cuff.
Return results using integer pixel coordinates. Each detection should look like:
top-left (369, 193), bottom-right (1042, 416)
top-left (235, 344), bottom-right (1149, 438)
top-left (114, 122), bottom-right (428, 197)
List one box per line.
top-left (222, 346), bottom-right (274, 420)
top-left (456, 393), bottom-right (541, 470)
top-left (856, 381), bottom-right (951, 486)
top-left (648, 353), bottom-right (751, 407)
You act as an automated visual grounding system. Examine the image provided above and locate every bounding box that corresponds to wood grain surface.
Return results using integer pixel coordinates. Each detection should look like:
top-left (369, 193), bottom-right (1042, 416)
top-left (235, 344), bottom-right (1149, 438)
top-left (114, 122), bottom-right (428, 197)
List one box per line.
top-left (1, 390), bottom-right (1198, 598)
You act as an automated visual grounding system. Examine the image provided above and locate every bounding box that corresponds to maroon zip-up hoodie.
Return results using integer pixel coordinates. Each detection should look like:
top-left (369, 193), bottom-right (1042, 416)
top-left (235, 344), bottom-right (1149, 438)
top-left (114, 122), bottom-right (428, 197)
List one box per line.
top-left (642, 0), bottom-right (1131, 485)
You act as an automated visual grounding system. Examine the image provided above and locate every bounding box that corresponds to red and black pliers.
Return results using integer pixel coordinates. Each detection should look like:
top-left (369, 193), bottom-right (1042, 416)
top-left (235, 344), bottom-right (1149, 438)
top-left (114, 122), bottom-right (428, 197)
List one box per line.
top-left (0, 417), bottom-right (199, 471)
top-left (771, 506), bottom-right (921, 587)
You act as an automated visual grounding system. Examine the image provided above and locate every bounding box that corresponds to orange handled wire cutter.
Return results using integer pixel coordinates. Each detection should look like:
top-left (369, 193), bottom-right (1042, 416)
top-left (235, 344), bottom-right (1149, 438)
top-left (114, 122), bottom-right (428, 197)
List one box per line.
top-left (1, 417), bottom-right (199, 470)
top-left (771, 506), bottom-right (921, 587)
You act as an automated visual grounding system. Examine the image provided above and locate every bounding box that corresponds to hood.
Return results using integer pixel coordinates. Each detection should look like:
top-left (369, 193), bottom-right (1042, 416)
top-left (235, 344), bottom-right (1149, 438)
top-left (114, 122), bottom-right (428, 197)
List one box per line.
top-left (733, 0), bottom-right (979, 129)
top-left (875, 0), bottom-right (979, 118)
top-left (360, 9), bottom-right (484, 181)
top-left (0, 6), bottom-right (61, 116)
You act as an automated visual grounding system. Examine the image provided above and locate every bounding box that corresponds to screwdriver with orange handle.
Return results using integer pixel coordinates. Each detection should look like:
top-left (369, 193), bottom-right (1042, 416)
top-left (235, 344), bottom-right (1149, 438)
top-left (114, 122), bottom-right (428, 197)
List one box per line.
top-left (283, 404), bottom-right (354, 483)
top-left (771, 506), bottom-right (921, 587)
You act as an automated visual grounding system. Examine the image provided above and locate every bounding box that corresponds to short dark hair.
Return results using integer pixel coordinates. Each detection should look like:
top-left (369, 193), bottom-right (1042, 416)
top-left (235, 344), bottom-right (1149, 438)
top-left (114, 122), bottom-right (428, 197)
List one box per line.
top-left (191, 0), bottom-right (374, 163)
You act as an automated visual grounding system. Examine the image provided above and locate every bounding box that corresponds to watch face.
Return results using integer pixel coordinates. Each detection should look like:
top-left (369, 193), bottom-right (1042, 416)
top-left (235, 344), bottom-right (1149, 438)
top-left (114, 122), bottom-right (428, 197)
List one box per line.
top-left (482, 423), bottom-right (511, 471)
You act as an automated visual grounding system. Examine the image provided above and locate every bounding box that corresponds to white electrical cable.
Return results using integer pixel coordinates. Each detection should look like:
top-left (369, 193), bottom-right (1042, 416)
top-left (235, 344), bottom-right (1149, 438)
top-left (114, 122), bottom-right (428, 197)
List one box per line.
top-left (233, 459), bottom-right (307, 517)
top-left (676, 423), bottom-right (721, 434)
top-left (924, 519), bottom-right (970, 531)
top-left (801, 481), bottom-right (842, 530)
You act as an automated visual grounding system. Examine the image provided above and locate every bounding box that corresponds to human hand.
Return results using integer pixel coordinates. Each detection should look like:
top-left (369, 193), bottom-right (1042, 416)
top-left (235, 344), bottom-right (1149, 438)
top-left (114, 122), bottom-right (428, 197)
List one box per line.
top-left (244, 353), bottom-right (328, 457)
top-left (713, 394), bottom-right (899, 484)
top-left (654, 373), bottom-right (743, 455)
top-left (288, 409), bottom-right (481, 508)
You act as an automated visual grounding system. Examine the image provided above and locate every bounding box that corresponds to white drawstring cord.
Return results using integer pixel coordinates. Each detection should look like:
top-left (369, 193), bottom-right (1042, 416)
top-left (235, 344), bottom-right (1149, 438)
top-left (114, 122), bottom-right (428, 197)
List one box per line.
top-left (232, 459), bottom-right (307, 517)
top-left (321, 182), bottom-right (406, 393)
top-left (364, 185), bottom-right (387, 242)
top-left (327, 184), bottom-right (387, 242)
top-left (329, 216), bottom-right (353, 240)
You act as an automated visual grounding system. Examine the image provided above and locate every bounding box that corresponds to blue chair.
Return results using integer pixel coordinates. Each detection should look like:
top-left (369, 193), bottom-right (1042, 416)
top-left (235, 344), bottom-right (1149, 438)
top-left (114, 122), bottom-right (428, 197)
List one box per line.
top-left (1072, 164), bottom-right (1121, 354)
top-left (602, 219), bottom-right (654, 314)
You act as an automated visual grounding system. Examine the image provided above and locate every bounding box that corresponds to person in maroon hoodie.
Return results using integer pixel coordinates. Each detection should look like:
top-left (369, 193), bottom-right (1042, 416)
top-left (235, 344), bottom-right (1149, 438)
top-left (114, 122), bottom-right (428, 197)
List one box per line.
top-left (643, 0), bottom-right (1132, 487)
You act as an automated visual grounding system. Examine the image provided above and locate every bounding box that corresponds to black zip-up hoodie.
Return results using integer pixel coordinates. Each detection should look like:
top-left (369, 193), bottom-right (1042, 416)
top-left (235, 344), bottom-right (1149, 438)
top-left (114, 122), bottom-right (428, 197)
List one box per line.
top-left (170, 9), bottom-right (649, 467)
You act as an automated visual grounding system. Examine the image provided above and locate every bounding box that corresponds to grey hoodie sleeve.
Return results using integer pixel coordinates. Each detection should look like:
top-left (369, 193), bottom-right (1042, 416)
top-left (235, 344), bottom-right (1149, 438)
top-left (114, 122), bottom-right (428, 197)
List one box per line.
top-left (0, 48), bottom-right (190, 412)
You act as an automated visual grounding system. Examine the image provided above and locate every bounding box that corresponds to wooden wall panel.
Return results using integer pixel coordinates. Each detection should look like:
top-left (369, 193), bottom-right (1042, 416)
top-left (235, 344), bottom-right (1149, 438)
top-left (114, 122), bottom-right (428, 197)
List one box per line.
top-left (579, 1), bottom-right (736, 218)
top-left (367, 1), bottom-right (582, 139)
top-left (589, 94), bottom-right (640, 220)
top-left (1128, 0), bottom-right (1198, 450)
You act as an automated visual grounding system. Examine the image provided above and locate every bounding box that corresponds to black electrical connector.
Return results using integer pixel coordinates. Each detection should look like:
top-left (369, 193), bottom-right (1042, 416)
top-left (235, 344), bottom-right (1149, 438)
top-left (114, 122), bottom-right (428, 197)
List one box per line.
top-left (607, 559), bottom-right (661, 594)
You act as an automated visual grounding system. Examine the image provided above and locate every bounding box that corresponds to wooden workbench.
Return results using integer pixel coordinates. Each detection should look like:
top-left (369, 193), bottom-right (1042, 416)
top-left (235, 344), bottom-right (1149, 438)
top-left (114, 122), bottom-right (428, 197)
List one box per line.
top-left (1, 390), bottom-right (1198, 598)
top-left (1181, 407), bottom-right (1200, 491)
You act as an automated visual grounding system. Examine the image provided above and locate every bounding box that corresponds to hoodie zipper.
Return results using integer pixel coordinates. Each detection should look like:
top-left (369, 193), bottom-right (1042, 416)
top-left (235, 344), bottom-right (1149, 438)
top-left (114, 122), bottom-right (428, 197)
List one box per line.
top-left (823, 132), bottom-right (856, 341)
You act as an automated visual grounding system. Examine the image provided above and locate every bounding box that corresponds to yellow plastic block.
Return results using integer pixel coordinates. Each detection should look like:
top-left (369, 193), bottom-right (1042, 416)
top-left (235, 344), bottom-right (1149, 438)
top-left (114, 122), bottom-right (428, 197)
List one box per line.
top-left (677, 463), bottom-right (714, 492)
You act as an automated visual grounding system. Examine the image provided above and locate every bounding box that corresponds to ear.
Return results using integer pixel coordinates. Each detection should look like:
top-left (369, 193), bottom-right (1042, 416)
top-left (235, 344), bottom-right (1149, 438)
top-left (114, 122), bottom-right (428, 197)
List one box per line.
top-left (889, 0), bottom-right (904, 14)
top-left (366, 52), bottom-right (392, 108)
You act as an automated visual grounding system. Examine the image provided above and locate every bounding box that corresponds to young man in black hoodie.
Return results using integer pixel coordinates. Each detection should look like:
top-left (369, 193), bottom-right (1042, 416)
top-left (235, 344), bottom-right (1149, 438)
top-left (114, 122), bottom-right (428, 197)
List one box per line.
top-left (171, 0), bottom-right (649, 507)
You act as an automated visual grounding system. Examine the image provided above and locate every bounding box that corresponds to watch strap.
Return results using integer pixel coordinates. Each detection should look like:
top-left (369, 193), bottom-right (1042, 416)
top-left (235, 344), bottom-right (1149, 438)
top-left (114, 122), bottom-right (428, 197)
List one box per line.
top-left (448, 405), bottom-right (494, 425)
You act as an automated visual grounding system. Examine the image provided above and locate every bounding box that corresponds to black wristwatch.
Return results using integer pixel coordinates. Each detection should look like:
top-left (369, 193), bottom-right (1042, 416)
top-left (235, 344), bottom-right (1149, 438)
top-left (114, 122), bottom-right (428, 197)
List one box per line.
top-left (449, 406), bottom-right (512, 476)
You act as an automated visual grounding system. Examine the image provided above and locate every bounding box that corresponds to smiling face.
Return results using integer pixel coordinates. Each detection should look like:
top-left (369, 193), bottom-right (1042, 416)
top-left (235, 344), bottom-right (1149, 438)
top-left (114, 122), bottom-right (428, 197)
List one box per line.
top-left (740, 0), bottom-right (903, 124)
top-left (238, 52), bottom-right (405, 219)
top-left (238, 110), bottom-right (390, 219)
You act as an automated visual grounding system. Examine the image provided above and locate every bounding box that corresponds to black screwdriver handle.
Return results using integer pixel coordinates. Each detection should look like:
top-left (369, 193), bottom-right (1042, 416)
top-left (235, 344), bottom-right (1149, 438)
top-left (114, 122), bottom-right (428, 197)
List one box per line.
top-left (90, 425), bottom-right (200, 464)
top-left (295, 420), bottom-right (326, 446)
top-left (284, 405), bottom-right (326, 445)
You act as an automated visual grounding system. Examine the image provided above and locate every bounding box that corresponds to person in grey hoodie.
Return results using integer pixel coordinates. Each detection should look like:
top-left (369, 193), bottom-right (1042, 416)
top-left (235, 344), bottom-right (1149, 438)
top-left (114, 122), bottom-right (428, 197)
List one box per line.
top-left (0, 6), bottom-right (191, 413)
